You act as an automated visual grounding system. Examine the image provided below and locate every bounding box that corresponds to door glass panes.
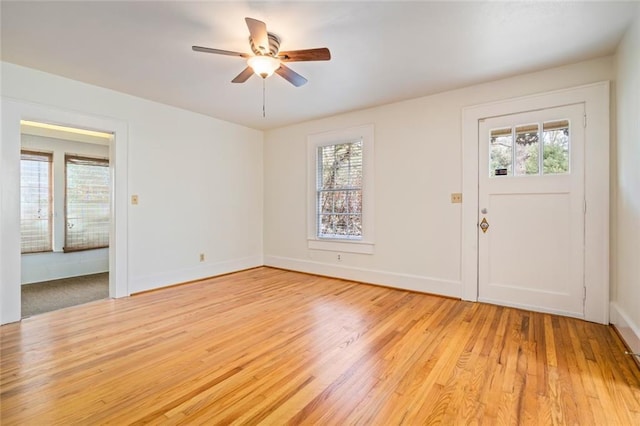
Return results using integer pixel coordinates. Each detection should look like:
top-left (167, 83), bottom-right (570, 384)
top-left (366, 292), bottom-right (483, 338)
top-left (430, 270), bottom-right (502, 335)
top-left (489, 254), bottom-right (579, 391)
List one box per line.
top-left (542, 120), bottom-right (570, 174)
top-left (515, 124), bottom-right (539, 176)
top-left (490, 119), bottom-right (570, 178)
top-left (490, 128), bottom-right (513, 177)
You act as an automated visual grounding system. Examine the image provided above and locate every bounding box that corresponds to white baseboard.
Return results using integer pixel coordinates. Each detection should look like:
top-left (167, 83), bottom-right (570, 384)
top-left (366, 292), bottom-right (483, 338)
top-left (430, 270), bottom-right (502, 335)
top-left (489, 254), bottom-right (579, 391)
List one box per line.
top-left (21, 249), bottom-right (109, 284)
top-left (610, 302), bottom-right (640, 355)
top-left (264, 255), bottom-right (461, 298)
top-left (130, 255), bottom-right (264, 294)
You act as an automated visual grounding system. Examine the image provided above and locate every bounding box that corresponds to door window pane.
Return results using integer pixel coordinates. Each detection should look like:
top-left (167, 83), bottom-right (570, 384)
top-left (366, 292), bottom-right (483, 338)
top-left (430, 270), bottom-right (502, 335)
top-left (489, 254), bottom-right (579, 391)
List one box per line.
top-left (543, 120), bottom-right (570, 174)
top-left (490, 128), bottom-right (513, 177)
top-left (515, 124), bottom-right (539, 176)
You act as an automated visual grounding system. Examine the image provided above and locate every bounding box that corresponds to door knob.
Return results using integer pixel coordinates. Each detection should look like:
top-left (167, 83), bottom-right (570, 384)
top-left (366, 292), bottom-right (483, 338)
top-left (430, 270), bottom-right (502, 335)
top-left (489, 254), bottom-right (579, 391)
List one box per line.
top-left (481, 208), bottom-right (488, 214)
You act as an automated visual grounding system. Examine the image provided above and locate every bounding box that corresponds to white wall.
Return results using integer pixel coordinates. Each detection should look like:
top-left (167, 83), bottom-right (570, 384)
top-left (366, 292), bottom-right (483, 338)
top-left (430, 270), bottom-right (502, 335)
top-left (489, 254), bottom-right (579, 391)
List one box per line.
top-left (263, 57), bottom-right (613, 297)
top-left (611, 11), bottom-right (640, 353)
top-left (21, 134), bottom-right (110, 284)
top-left (2, 52), bottom-right (629, 333)
top-left (1, 62), bottom-right (264, 323)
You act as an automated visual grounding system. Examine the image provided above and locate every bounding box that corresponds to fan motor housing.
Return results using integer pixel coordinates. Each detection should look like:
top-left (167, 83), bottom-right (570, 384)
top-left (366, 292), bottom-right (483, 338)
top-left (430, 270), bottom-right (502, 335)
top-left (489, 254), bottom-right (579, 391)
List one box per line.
top-left (250, 32), bottom-right (281, 56)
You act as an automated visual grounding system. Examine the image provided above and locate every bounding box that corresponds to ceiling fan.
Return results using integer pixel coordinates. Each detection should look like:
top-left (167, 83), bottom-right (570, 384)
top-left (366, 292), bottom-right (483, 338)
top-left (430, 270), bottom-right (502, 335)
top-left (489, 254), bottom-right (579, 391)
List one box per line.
top-left (192, 17), bottom-right (331, 87)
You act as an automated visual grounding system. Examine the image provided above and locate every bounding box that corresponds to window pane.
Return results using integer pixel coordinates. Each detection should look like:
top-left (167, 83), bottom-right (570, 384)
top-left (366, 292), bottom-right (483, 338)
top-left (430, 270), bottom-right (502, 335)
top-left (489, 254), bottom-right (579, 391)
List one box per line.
top-left (20, 151), bottom-right (52, 253)
top-left (335, 214), bottom-right (348, 235)
top-left (319, 191), bottom-right (334, 214)
top-left (515, 124), bottom-right (539, 176)
top-left (347, 215), bottom-right (362, 236)
top-left (65, 155), bottom-right (110, 251)
top-left (319, 214), bottom-right (336, 236)
top-left (349, 190), bottom-right (362, 213)
top-left (334, 191), bottom-right (348, 214)
top-left (320, 146), bottom-right (336, 189)
top-left (319, 142), bottom-right (362, 189)
top-left (317, 140), bottom-right (363, 239)
top-left (490, 128), bottom-right (513, 177)
top-left (543, 120), bottom-right (570, 174)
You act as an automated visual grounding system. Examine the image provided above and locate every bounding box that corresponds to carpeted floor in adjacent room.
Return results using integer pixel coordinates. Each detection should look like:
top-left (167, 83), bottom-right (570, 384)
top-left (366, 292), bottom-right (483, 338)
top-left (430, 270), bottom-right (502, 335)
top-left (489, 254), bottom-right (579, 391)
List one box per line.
top-left (21, 273), bottom-right (109, 318)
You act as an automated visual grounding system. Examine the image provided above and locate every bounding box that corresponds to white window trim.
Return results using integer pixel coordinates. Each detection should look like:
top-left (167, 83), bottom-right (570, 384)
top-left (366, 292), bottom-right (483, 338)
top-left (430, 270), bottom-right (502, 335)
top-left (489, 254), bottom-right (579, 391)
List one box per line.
top-left (307, 124), bottom-right (374, 254)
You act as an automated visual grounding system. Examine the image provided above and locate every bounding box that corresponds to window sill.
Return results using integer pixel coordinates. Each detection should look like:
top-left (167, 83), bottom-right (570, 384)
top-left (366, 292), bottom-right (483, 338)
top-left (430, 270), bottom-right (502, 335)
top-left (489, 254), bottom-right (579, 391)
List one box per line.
top-left (307, 239), bottom-right (374, 254)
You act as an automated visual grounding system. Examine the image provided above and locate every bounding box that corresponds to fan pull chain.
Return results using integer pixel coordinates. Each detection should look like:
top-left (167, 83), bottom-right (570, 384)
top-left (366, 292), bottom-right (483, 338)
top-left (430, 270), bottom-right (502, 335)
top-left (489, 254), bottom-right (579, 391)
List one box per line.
top-left (262, 78), bottom-right (266, 118)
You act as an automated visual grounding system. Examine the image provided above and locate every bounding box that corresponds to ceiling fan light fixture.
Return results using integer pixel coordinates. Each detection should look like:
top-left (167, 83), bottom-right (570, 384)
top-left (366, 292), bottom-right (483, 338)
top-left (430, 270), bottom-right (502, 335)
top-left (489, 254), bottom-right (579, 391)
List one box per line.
top-left (247, 55), bottom-right (281, 78)
top-left (192, 17), bottom-right (330, 87)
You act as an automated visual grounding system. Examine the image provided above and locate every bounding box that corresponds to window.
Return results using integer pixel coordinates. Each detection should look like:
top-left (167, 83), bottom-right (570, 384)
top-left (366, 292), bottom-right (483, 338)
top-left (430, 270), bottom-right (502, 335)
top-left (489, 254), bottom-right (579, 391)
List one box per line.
top-left (317, 140), bottom-right (363, 239)
top-left (65, 155), bottom-right (110, 252)
top-left (490, 119), bottom-right (570, 177)
top-left (307, 124), bottom-right (374, 254)
top-left (20, 151), bottom-right (53, 253)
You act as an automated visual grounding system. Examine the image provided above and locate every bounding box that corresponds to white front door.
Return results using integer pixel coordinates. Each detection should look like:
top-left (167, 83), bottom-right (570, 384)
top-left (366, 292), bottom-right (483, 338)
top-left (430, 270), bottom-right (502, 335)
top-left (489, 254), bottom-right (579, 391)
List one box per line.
top-left (478, 103), bottom-right (585, 318)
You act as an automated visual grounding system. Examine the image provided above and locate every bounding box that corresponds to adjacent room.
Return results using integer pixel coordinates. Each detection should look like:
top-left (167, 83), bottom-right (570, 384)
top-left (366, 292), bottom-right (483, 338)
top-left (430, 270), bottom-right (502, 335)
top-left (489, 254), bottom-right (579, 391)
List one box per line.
top-left (1, 1), bottom-right (639, 424)
top-left (19, 121), bottom-right (112, 317)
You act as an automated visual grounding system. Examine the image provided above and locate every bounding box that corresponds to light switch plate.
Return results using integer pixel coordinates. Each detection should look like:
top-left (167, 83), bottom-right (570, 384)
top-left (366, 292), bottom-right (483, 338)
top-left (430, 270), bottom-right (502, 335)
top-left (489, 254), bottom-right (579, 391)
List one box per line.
top-left (451, 193), bottom-right (462, 203)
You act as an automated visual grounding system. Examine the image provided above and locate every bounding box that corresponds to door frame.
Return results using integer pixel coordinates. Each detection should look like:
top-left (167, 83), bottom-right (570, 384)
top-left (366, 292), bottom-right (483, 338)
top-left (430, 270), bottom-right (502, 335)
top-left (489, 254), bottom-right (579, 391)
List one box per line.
top-left (461, 82), bottom-right (610, 324)
top-left (1, 98), bottom-right (129, 324)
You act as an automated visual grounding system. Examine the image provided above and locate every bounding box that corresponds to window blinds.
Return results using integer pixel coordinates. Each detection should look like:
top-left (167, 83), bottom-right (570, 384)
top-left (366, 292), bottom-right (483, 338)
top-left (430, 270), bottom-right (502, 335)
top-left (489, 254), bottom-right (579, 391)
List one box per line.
top-left (65, 155), bottom-right (110, 252)
top-left (20, 151), bottom-right (53, 253)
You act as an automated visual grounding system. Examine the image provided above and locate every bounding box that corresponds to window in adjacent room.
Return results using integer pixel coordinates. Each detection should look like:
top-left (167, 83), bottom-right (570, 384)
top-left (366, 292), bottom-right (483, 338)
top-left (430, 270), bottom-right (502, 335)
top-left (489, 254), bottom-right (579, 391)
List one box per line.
top-left (64, 155), bottom-right (110, 252)
top-left (20, 150), bottom-right (53, 253)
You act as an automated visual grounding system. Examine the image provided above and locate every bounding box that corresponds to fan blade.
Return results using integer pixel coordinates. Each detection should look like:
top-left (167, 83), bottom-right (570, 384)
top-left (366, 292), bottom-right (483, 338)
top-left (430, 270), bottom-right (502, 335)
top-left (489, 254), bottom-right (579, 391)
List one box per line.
top-left (192, 46), bottom-right (249, 58)
top-left (245, 17), bottom-right (269, 54)
top-left (278, 48), bottom-right (331, 62)
top-left (275, 64), bottom-right (308, 87)
top-left (231, 67), bottom-right (254, 83)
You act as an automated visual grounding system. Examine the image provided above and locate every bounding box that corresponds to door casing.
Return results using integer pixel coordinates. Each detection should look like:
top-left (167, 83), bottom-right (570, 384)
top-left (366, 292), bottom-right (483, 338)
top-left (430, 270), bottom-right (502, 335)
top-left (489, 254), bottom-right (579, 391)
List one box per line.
top-left (461, 82), bottom-right (610, 324)
top-left (1, 98), bottom-right (130, 324)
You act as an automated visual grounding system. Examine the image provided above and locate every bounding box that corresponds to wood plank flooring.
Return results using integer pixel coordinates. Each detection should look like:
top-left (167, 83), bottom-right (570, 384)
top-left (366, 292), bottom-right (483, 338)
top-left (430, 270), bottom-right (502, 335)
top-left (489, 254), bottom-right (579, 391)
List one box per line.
top-left (1, 267), bottom-right (639, 425)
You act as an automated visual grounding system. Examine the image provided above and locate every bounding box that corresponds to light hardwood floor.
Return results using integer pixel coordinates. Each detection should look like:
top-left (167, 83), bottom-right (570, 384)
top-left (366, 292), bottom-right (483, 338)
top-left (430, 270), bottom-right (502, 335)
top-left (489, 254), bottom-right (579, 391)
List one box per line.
top-left (1, 267), bottom-right (639, 425)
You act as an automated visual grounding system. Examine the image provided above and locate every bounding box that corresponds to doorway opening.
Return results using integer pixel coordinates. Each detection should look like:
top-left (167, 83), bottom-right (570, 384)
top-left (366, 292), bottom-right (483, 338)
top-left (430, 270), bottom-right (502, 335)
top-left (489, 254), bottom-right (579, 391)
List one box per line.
top-left (20, 120), bottom-right (112, 317)
top-left (1, 100), bottom-right (129, 325)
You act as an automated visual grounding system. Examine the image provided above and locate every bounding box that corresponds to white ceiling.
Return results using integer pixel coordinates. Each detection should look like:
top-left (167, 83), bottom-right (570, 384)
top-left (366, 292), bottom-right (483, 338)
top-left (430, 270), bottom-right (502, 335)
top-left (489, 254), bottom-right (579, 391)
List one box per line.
top-left (1, 1), bottom-right (638, 130)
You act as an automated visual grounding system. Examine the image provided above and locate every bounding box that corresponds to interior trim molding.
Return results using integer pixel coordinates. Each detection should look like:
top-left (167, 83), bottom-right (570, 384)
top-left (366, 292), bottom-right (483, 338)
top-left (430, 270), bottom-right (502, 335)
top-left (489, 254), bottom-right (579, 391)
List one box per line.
top-left (461, 81), bottom-right (610, 324)
top-left (610, 302), bottom-right (640, 355)
top-left (130, 255), bottom-right (264, 294)
top-left (1, 97), bottom-right (129, 325)
top-left (264, 255), bottom-right (461, 298)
